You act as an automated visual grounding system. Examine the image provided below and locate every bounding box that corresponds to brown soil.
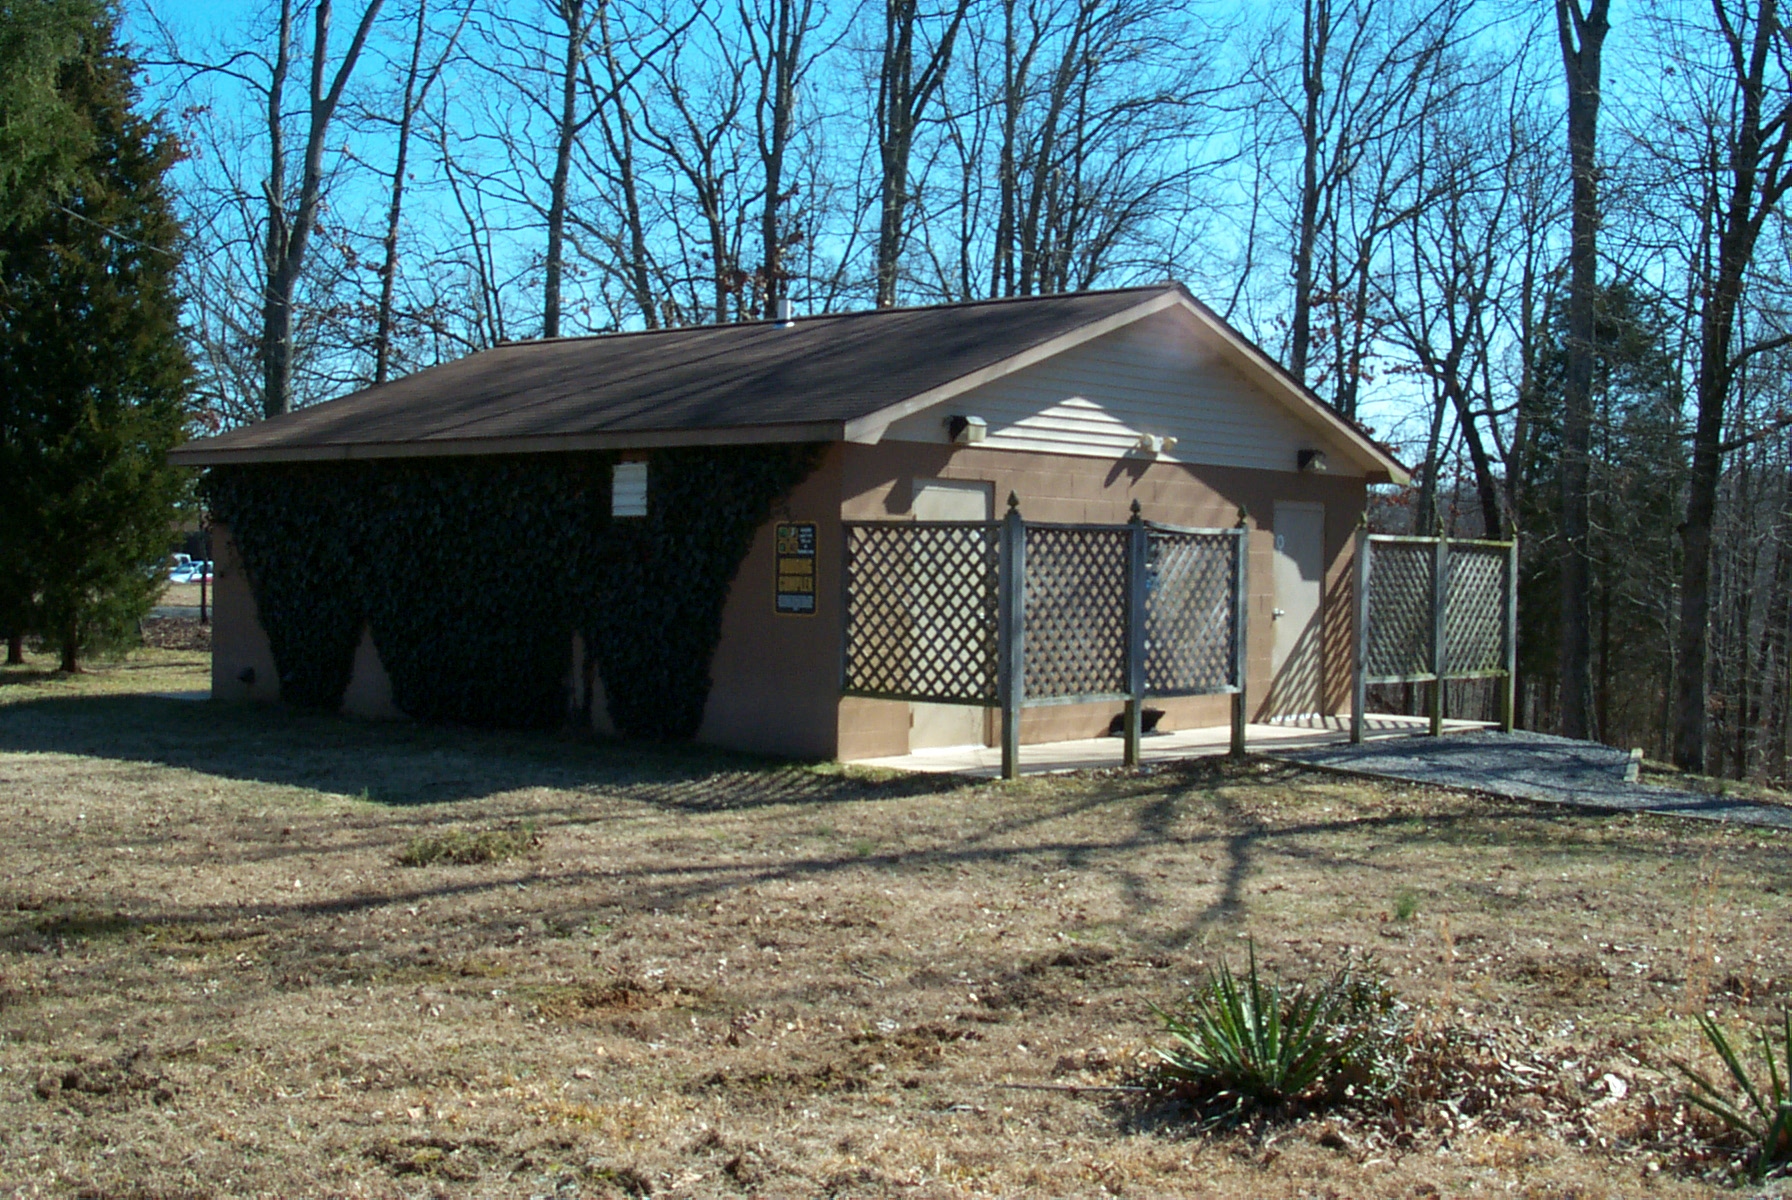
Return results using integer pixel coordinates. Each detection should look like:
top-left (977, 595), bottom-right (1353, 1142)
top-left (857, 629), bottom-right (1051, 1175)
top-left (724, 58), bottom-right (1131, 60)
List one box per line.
top-left (139, 616), bottom-right (212, 652)
top-left (0, 649), bottom-right (1787, 1197)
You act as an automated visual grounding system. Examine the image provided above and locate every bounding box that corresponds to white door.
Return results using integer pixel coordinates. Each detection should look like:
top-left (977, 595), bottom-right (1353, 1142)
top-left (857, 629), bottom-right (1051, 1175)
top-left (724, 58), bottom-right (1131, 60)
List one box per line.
top-left (910, 479), bottom-right (994, 750)
top-left (1270, 503), bottom-right (1325, 718)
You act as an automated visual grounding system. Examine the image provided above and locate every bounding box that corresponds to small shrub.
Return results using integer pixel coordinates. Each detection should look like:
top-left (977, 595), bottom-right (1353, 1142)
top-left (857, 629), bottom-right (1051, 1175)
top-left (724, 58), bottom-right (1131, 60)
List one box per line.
top-left (1151, 943), bottom-right (1406, 1126)
top-left (397, 823), bottom-right (541, 868)
top-left (1674, 1010), bottom-right (1792, 1180)
top-left (1391, 888), bottom-right (1420, 921)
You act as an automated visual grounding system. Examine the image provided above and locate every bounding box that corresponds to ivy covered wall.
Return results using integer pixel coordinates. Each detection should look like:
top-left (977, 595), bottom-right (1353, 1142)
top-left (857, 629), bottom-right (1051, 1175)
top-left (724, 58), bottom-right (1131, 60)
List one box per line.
top-left (203, 445), bottom-right (823, 735)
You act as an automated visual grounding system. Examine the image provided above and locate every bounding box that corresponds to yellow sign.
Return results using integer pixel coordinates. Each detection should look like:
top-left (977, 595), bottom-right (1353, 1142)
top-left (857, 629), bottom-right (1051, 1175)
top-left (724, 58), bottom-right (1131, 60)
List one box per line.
top-left (775, 522), bottom-right (817, 614)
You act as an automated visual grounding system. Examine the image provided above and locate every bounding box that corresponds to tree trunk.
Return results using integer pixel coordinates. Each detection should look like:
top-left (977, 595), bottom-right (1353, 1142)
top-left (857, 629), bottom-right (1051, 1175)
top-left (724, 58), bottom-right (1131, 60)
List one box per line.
top-left (544, 0), bottom-right (584, 340)
top-left (1554, 0), bottom-right (1609, 741)
top-left (1671, 0), bottom-right (1792, 772)
top-left (6, 632), bottom-right (22, 665)
top-left (1289, 0), bottom-right (1329, 384)
top-left (58, 619), bottom-right (79, 674)
top-left (259, 0), bottom-right (385, 417)
top-left (375, 0), bottom-right (444, 384)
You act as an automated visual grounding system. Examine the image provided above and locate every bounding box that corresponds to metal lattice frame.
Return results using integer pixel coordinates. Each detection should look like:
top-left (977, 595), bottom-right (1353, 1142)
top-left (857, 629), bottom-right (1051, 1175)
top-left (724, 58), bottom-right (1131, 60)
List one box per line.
top-left (843, 509), bottom-right (1255, 775)
top-left (842, 521), bottom-right (999, 704)
top-left (1144, 527), bottom-right (1241, 696)
top-left (1445, 544), bottom-right (1509, 676)
top-left (1022, 524), bottom-right (1130, 703)
top-left (1352, 530), bottom-right (1519, 742)
top-left (1363, 539), bottom-right (1435, 683)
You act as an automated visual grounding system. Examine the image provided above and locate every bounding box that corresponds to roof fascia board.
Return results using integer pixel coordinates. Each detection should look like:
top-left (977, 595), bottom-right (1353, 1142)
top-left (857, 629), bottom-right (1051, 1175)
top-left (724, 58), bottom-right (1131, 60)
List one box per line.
top-left (168, 421), bottom-right (845, 466)
top-left (841, 290), bottom-right (1183, 444)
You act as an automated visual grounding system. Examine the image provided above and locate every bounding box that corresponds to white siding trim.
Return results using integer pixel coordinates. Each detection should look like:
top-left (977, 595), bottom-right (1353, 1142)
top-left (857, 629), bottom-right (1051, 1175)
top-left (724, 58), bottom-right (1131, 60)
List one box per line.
top-left (880, 310), bottom-right (1365, 477)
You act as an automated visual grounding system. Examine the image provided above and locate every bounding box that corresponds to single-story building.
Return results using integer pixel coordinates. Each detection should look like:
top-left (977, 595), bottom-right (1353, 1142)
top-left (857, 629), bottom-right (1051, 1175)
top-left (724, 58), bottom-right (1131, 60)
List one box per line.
top-left (171, 283), bottom-right (1407, 760)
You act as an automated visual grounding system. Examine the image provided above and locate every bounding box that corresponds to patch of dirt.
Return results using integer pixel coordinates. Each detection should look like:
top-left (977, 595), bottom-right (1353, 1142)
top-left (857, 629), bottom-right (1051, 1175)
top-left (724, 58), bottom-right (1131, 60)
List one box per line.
top-left (33, 1047), bottom-right (174, 1116)
top-left (138, 617), bottom-right (210, 652)
top-left (365, 1133), bottom-right (501, 1181)
top-left (531, 977), bottom-right (708, 1020)
top-left (1515, 951), bottom-right (1613, 997)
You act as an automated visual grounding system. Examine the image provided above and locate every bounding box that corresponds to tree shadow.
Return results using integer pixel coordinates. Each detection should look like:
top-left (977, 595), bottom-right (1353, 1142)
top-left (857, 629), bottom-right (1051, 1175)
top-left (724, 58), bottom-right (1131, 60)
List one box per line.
top-left (0, 692), bottom-right (968, 811)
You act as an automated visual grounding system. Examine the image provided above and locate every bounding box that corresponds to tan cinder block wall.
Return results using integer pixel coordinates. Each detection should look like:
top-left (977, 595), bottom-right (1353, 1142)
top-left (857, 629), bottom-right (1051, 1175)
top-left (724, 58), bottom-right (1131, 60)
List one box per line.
top-left (836, 443), bottom-right (1367, 758)
top-left (341, 626), bottom-right (403, 720)
top-left (694, 445), bottom-right (847, 758)
top-left (208, 523), bottom-right (280, 703)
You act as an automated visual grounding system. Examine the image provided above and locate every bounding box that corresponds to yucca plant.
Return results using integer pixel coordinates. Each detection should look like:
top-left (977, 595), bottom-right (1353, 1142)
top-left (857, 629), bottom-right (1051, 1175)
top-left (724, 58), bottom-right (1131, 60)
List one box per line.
top-left (1152, 943), bottom-right (1400, 1126)
top-left (1675, 1010), bottom-right (1792, 1180)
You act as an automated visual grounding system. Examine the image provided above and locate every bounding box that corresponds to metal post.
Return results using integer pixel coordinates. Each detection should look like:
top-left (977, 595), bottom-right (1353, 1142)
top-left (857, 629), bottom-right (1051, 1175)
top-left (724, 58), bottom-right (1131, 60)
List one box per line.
top-left (1501, 535), bottom-right (1519, 733)
top-left (1230, 512), bottom-right (1249, 757)
top-left (998, 494), bottom-right (1026, 780)
top-left (1430, 537), bottom-right (1448, 737)
top-left (1123, 502), bottom-right (1147, 768)
top-left (1351, 525), bottom-right (1370, 743)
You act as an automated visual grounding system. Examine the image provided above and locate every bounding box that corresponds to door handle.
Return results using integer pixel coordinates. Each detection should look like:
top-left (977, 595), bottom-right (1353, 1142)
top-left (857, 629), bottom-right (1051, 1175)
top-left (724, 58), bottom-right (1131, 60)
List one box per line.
top-left (1271, 608), bottom-right (1286, 619)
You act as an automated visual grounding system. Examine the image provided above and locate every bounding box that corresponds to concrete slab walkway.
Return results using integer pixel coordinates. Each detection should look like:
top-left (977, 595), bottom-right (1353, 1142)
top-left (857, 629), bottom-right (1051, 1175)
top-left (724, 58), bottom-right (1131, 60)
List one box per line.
top-left (1275, 729), bottom-right (1792, 830)
top-left (851, 713), bottom-right (1493, 778)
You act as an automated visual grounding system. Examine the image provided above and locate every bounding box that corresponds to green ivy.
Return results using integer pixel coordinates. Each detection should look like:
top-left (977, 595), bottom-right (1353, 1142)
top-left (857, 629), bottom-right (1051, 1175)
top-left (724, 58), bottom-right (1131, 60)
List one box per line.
top-left (202, 445), bottom-right (822, 736)
top-left (203, 464), bottom-right (363, 708)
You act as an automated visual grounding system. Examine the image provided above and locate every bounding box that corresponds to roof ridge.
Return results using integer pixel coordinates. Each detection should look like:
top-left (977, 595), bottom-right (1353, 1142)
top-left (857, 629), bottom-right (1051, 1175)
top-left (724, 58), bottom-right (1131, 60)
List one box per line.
top-left (494, 283), bottom-right (1182, 349)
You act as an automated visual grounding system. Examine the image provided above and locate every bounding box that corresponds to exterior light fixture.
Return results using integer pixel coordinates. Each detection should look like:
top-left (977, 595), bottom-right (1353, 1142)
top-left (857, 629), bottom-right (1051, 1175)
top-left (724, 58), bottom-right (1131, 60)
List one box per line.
top-left (1137, 433), bottom-right (1177, 455)
top-left (1298, 449), bottom-right (1328, 473)
top-left (946, 414), bottom-right (988, 444)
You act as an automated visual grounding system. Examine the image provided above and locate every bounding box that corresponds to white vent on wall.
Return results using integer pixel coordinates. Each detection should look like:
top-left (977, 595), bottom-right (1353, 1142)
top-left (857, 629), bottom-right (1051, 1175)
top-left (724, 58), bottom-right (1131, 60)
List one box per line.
top-left (612, 461), bottom-right (648, 517)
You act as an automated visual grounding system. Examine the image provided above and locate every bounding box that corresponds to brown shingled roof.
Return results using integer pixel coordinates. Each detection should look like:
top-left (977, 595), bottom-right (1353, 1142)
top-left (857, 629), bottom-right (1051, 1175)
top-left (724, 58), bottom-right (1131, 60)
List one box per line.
top-left (172, 286), bottom-right (1177, 465)
top-left (170, 284), bottom-right (1408, 482)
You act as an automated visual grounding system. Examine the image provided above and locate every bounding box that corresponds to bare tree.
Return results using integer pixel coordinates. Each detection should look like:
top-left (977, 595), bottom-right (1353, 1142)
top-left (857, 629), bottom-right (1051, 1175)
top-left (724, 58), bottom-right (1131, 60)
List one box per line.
top-left (1249, 0), bottom-right (1471, 411)
top-left (874, 0), bottom-right (970, 306)
top-left (260, 0), bottom-right (387, 416)
top-left (1658, 0), bottom-right (1792, 771)
top-left (359, 0), bottom-right (466, 382)
top-left (743, 0), bottom-right (828, 311)
top-left (1554, 0), bottom-right (1610, 741)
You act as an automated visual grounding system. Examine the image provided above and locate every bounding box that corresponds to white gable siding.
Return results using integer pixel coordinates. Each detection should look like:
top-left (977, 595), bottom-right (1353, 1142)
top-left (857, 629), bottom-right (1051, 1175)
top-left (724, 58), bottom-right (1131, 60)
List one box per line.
top-left (878, 310), bottom-right (1358, 477)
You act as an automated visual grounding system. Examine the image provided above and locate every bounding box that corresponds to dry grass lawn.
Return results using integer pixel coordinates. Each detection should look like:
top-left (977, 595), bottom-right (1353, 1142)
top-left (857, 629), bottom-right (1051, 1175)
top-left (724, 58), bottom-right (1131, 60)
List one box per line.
top-left (2, 647), bottom-right (1790, 1198)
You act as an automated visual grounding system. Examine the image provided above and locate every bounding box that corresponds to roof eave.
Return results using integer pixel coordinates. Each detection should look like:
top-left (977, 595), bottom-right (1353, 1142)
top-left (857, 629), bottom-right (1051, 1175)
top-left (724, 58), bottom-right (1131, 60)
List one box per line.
top-left (169, 421), bottom-right (847, 467)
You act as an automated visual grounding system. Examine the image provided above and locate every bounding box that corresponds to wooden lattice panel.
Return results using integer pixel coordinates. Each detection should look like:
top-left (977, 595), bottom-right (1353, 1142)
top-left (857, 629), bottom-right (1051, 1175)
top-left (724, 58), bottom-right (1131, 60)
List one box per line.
top-left (1144, 529), bottom-right (1238, 695)
top-left (1023, 525), bottom-right (1129, 701)
top-left (842, 522), bottom-right (999, 703)
top-left (1365, 540), bottom-right (1435, 682)
top-left (1445, 545), bottom-right (1508, 675)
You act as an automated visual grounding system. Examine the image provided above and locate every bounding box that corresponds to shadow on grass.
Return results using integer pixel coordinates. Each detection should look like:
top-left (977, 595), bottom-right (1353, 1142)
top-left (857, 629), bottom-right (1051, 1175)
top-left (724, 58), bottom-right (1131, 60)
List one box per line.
top-left (0, 692), bottom-right (966, 811)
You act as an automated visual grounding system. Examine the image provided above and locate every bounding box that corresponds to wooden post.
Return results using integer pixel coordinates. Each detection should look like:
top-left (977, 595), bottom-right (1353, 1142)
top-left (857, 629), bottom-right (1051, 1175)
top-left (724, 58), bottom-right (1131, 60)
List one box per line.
top-left (1123, 501), bottom-right (1147, 768)
top-left (1431, 537), bottom-right (1448, 737)
top-left (1230, 510), bottom-right (1249, 757)
top-left (998, 494), bottom-right (1026, 780)
top-left (1501, 535), bottom-right (1519, 733)
top-left (1351, 525), bottom-right (1370, 743)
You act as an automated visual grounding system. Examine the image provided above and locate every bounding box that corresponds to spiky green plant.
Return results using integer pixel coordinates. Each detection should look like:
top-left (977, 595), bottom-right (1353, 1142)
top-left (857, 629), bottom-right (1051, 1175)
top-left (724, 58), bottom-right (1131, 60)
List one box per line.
top-left (1675, 1010), bottom-right (1792, 1180)
top-left (1151, 943), bottom-right (1401, 1126)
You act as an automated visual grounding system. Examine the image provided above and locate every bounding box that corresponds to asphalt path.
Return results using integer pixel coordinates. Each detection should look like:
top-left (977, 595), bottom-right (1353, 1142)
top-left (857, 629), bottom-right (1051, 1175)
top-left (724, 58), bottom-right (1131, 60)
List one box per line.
top-left (1274, 729), bottom-right (1792, 830)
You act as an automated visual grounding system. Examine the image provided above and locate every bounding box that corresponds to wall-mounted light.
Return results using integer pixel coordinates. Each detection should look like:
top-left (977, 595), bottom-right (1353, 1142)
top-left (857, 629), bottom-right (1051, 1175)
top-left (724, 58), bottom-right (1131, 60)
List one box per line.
top-left (1136, 433), bottom-right (1178, 455)
top-left (1298, 449), bottom-right (1328, 473)
top-left (946, 414), bottom-right (988, 444)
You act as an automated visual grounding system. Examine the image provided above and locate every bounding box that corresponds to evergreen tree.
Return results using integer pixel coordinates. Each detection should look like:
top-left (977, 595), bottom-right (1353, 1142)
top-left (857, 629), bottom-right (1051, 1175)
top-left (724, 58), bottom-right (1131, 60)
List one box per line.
top-left (1518, 281), bottom-right (1682, 744)
top-left (0, 9), bottom-right (191, 672)
top-left (0, 0), bottom-right (98, 228)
